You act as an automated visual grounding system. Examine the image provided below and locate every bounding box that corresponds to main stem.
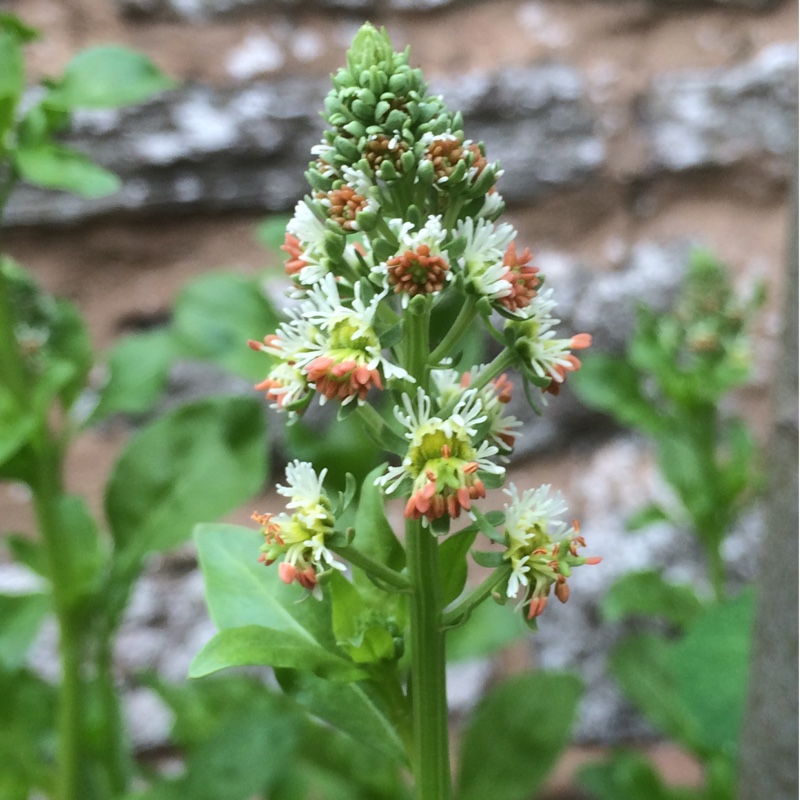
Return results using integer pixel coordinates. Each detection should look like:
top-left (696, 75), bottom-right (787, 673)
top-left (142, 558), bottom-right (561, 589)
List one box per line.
top-left (406, 517), bottom-right (451, 800)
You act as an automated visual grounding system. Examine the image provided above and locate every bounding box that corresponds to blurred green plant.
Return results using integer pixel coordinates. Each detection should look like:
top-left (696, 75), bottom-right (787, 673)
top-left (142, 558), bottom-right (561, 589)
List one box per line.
top-left (0, 16), bottom-right (276, 800)
top-left (571, 250), bottom-right (764, 800)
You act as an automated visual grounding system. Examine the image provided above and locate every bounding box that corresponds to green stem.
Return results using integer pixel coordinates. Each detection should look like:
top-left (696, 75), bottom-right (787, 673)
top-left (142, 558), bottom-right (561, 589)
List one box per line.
top-left (332, 544), bottom-right (411, 591)
top-left (707, 544), bottom-right (727, 603)
top-left (404, 297), bottom-right (431, 392)
top-left (0, 263), bottom-right (28, 403)
top-left (355, 402), bottom-right (407, 454)
top-left (441, 566), bottom-right (511, 629)
top-left (439, 347), bottom-right (517, 418)
top-left (95, 634), bottom-right (129, 795)
top-left (406, 518), bottom-right (451, 800)
top-left (31, 433), bottom-right (83, 800)
top-left (429, 295), bottom-right (477, 365)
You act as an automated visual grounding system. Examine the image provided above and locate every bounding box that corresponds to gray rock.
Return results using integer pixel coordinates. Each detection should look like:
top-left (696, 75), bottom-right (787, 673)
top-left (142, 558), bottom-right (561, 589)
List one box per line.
top-left (433, 65), bottom-right (604, 202)
top-left (5, 64), bottom-right (600, 226)
top-left (641, 42), bottom-right (798, 172)
top-left (117, 0), bottom-right (472, 20)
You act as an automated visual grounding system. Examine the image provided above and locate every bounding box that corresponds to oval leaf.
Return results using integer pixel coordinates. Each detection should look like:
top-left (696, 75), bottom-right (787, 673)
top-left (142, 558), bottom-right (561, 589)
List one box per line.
top-left (189, 625), bottom-right (367, 682)
top-left (106, 397), bottom-right (267, 559)
top-left (457, 671), bottom-right (583, 800)
top-left (14, 144), bottom-right (120, 198)
top-left (47, 45), bottom-right (175, 109)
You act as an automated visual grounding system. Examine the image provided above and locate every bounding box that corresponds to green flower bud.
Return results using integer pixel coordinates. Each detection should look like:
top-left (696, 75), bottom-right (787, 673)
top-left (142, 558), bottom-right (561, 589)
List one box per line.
top-left (305, 168), bottom-right (334, 193)
top-left (343, 120), bottom-right (366, 138)
top-left (351, 98), bottom-right (374, 122)
top-left (400, 149), bottom-right (416, 173)
top-left (389, 72), bottom-right (408, 95)
top-left (355, 209), bottom-right (379, 232)
top-left (374, 99), bottom-right (391, 123)
top-left (385, 109), bottom-right (407, 131)
top-left (416, 158), bottom-right (435, 188)
top-left (324, 232), bottom-right (346, 260)
top-left (348, 23), bottom-right (395, 72)
top-left (334, 135), bottom-right (361, 161)
top-left (379, 158), bottom-right (398, 181)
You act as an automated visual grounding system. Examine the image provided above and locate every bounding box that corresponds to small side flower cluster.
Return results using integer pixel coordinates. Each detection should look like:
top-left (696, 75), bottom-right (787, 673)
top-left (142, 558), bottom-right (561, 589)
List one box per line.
top-left (501, 484), bottom-right (601, 620)
top-left (252, 460), bottom-right (345, 597)
top-left (377, 388), bottom-right (507, 524)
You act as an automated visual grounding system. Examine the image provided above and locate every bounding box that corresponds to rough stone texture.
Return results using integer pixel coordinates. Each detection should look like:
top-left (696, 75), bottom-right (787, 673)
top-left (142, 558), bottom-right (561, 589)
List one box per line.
top-left (641, 42), bottom-right (798, 172)
top-left (6, 43), bottom-right (798, 227)
top-left (117, 0), bottom-right (471, 19)
top-left (5, 79), bottom-right (328, 226)
top-left (5, 63), bottom-right (602, 226)
top-left (116, 0), bottom-right (783, 20)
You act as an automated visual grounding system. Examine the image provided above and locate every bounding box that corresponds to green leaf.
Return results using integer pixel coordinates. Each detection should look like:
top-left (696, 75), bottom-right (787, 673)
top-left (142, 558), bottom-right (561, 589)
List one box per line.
top-left (457, 671), bottom-right (583, 800)
top-left (0, 667), bottom-right (57, 797)
top-left (471, 549), bottom-right (505, 568)
top-left (275, 669), bottom-right (407, 764)
top-left (172, 272), bottom-right (280, 382)
top-left (255, 215), bottom-right (291, 252)
top-left (439, 528), bottom-right (478, 606)
top-left (0, 389), bottom-right (36, 466)
top-left (611, 591), bottom-right (753, 757)
top-left (195, 526), bottom-right (406, 764)
top-left (140, 674), bottom-right (303, 800)
top-left (92, 329), bottom-right (177, 421)
top-left (58, 494), bottom-right (107, 607)
top-left (190, 625), bottom-right (367, 681)
top-left (46, 46), bottom-right (175, 109)
top-left (0, 594), bottom-right (50, 670)
top-left (626, 503), bottom-right (672, 532)
top-left (328, 571), bottom-right (395, 663)
top-left (0, 28), bottom-right (23, 135)
top-left (354, 465), bottom-right (404, 571)
top-left (571, 353), bottom-right (665, 434)
top-left (194, 523), bottom-right (335, 650)
top-left (14, 143), bottom-right (121, 198)
top-left (106, 397), bottom-right (267, 561)
top-left (578, 750), bottom-right (699, 800)
top-left (4, 535), bottom-right (46, 578)
top-left (602, 570), bottom-right (703, 628)
top-left (667, 591), bottom-right (753, 754)
top-left (446, 599), bottom-right (528, 662)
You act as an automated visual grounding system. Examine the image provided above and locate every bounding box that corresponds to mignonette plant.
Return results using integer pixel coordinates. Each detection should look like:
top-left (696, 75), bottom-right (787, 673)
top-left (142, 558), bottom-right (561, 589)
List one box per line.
top-left (572, 252), bottom-right (764, 800)
top-left (193, 23), bottom-right (600, 800)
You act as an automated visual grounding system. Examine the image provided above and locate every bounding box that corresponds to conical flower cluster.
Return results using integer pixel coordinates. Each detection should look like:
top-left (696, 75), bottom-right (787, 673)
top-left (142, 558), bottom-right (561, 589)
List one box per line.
top-left (249, 24), bottom-right (599, 618)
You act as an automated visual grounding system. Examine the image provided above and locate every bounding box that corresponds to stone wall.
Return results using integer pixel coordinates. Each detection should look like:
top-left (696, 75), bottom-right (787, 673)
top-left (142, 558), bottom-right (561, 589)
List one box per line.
top-left (1, 0), bottom-right (797, 790)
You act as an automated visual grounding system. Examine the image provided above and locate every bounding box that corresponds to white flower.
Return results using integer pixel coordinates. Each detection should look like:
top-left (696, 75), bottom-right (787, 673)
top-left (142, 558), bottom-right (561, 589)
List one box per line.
top-left (503, 483), bottom-right (570, 550)
top-left (477, 190), bottom-right (505, 219)
top-left (287, 199), bottom-right (327, 251)
top-left (456, 217), bottom-right (517, 300)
